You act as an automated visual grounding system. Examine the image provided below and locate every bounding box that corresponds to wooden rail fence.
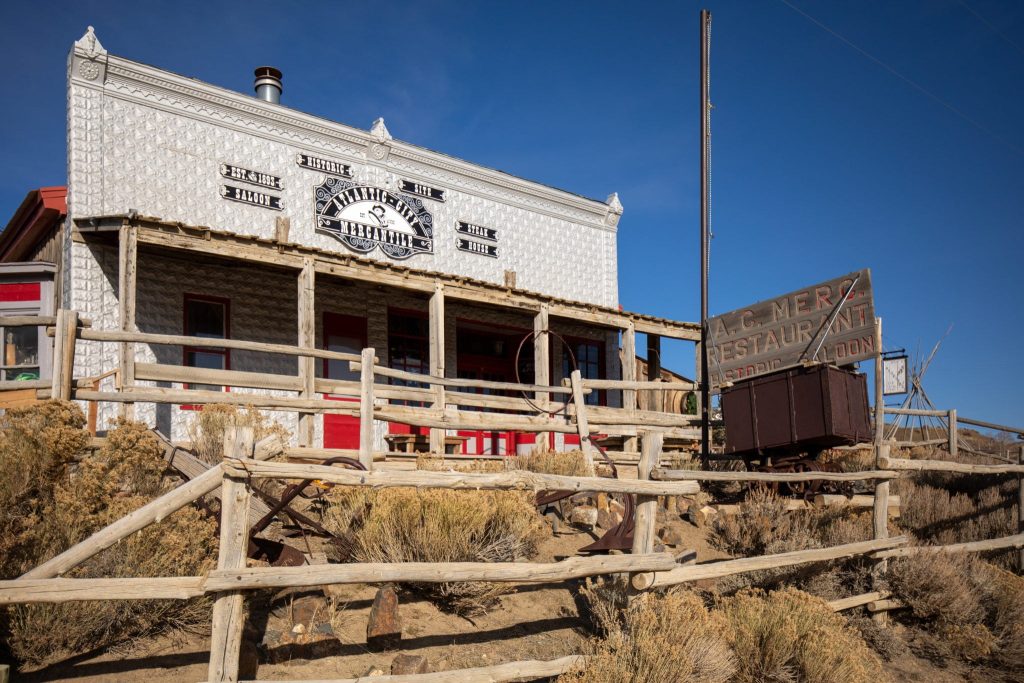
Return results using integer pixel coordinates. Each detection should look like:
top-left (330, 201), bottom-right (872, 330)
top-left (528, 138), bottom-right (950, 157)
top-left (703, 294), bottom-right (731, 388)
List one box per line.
top-left (2, 310), bottom-right (1023, 681)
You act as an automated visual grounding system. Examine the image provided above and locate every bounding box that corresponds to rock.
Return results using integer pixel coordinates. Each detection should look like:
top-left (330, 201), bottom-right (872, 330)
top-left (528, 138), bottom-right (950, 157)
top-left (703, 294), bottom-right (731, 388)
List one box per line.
top-left (609, 499), bottom-right (626, 516)
top-left (391, 653), bottom-right (429, 674)
top-left (292, 623), bottom-right (306, 635)
top-left (596, 492), bottom-right (610, 512)
top-left (290, 594), bottom-right (327, 626)
top-left (687, 504), bottom-right (718, 527)
top-left (570, 505), bottom-right (598, 528)
top-left (597, 508), bottom-right (623, 530)
top-left (260, 628), bottom-right (282, 648)
top-left (361, 664), bottom-right (385, 677)
top-left (367, 586), bottom-right (401, 651)
top-left (313, 622), bottom-right (335, 635)
top-left (657, 524), bottom-right (686, 548)
top-left (544, 509), bottom-right (561, 534)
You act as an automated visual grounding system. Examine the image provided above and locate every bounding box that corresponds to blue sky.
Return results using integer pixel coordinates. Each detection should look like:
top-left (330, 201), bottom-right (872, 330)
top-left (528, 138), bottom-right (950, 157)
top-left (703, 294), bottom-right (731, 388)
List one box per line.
top-left (1, 1), bottom-right (1022, 427)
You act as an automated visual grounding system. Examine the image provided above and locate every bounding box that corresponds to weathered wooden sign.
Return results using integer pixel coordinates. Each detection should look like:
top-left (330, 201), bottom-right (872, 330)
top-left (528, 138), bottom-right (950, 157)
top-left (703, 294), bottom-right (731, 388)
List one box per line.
top-left (707, 269), bottom-right (875, 390)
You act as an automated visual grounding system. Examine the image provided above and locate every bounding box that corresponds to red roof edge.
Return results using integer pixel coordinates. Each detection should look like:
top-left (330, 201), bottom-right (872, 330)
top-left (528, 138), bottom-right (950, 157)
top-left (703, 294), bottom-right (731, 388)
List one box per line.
top-left (0, 186), bottom-right (67, 262)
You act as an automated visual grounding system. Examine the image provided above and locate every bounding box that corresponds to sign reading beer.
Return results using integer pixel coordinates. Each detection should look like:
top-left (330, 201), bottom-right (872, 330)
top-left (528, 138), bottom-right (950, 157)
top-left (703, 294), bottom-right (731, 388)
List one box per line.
top-left (399, 179), bottom-right (446, 202)
top-left (314, 178), bottom-right (433, 260)
top-left (296, 153), bottom-right (353, 178)
top-left (707, 269), bottom-right (875, 390)
top-left (220, 184), bottom-right (282, 210)
top-left (456, 237), bottom-right (498, 258)
top-left (456, 221), bottom-right (498, 242)
top-left (220, 163), bottom-right (282, 190)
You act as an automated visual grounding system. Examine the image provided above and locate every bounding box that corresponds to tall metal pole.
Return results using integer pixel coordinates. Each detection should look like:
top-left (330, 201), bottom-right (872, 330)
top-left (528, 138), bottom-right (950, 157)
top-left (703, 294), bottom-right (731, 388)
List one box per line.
top-left (700, 9), bottom-right (712, 464)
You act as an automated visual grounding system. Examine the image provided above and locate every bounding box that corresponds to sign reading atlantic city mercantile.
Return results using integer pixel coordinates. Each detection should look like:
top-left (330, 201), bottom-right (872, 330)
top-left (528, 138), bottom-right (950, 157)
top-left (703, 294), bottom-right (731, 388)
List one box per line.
top-left (399, 180), bottom-right (446, 202)
top-left (457, 237), bottom-right (498, 258)
top-left (314, 178), bottom-right (433, 260)
top-left (296, 153), bottom-right (353, 178)
top-left (220, 184), bottom-right (283, 211)
top-left (456, 221), bottom-right (498, 242)
top-left (220, 163), bottom-right (283, 190)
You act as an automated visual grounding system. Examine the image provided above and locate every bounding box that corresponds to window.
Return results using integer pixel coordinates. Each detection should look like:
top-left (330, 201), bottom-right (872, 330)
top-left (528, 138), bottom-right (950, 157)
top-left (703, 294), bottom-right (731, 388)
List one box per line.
top-left (0, 282), bottom-right (43, 381)
top-left (562, 339), bottom-right (604, 406)
top-left (183, 294), bottom-right (229, 394)
top-left (388, 310), bottom-right (429, 406)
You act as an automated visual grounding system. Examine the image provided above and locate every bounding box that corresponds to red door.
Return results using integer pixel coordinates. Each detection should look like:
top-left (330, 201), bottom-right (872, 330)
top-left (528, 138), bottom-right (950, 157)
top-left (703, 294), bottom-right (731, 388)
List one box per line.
top-left (323, 313), bottom-right (367, 449)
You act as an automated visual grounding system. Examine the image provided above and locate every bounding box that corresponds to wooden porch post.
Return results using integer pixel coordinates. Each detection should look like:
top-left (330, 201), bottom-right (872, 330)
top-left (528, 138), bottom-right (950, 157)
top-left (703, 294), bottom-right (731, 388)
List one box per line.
top-left (297, 257), bottom-right (316, 447)
top-left (534, 304), bottom-right (550, 452)
top-left (871, 318), bottom-right (889, 624)
top-left (429, 282), bottom-right (446, 454)
top-left (622, 322), bottom-right (638, 456)
top-left (118, 223), bottom-right (138, 419)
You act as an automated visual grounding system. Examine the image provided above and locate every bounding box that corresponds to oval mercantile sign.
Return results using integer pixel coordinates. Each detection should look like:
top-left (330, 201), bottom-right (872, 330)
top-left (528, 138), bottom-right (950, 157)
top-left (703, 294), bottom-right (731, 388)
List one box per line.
top-left (314, 177), bottom-right (434, 260)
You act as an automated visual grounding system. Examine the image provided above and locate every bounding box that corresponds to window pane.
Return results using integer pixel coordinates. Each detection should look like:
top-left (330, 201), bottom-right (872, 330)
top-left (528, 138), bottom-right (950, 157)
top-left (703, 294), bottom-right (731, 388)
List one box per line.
top-left (325, 333), bottom-right (362, 382)
top-left (4, 326), bottom-right (39, 367)
top-left (187, 350), bottom-right (225, 392)
top-left (187, 300), bottom-right (226, 338)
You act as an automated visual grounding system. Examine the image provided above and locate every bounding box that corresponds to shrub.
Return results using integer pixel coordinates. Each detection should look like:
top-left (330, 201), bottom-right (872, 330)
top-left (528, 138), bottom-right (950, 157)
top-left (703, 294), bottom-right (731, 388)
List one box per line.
top-left (415, 453), bottom-right (506, 473)
top-left (187, 403), bottom-right (290, 463)
top-left (322, 487), bottom-right (547, 614)
top-left (0, 414), bottom-right (217, 668)
top-left (718, 587), bottom-right (889, 683)
top-left (511, 449), bottom-right (593, 477)
top-left (559, 587), bottom-right (735, 683)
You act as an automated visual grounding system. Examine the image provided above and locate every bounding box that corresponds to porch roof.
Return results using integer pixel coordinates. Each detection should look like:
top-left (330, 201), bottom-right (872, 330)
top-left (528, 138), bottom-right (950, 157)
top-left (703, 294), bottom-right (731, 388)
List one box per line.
top-left (74, 214), bottom-right (700, 341)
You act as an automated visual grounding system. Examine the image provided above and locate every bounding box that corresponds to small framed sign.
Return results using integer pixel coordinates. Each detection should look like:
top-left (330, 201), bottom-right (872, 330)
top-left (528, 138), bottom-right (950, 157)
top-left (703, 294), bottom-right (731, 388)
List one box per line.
top-left (220, 185), bottom-right (283, 211)
top-left (400, 179), bottom-right (446, 202)
top-left (457, 237), bottom-right (498, 258)
top-left (220, 163), bottom-right (283, 190)
top-left (456, 221), bottom-right (498, 242)
top-left (882, 355), bottom-right (908, 395)
top-left (296, 153), bottom-right (353, 178)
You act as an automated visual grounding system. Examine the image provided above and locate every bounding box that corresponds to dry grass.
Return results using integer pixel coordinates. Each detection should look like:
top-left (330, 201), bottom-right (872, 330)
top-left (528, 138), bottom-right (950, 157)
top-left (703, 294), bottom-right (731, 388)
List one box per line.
top-left (708, 488), bottom-right (874, 598)
top-left (887, 552), bottom-right (1024, 669)
top-left (560, 586), bottom-right (735, 683)
top-left (186, 403), bottom-right (291, 463)
top-left (511, 449), bottom-right (593, 477)
top-left (0, 407), bottom-right (217, 669)
top-left (718, 587), bottom-right (889, 683)
top-left (322, 487), bottom-right (547, 614)
top-left (415, 453), bottom-right (506, 473)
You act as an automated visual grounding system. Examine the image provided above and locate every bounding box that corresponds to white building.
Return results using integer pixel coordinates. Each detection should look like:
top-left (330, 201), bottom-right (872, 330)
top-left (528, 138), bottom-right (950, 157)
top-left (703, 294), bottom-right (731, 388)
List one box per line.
top-left (0, 28), bottom-right (699, 454)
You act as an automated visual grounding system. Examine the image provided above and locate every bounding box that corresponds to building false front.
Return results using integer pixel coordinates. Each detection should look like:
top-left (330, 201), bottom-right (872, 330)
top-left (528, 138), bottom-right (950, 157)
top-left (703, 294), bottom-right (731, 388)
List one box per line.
top-left (0, 27), bottom-right (699, 452)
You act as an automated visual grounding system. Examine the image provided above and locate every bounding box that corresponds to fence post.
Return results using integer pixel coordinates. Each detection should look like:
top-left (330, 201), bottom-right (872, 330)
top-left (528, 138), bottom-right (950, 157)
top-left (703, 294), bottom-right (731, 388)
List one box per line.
top-left (533, 304), bottom-right (550, 452)
top-left (428, 283), bottom-right (446, 455)
top-left (630, 431), bottom-right (663, 591)
top-left (948, 409), bottom-right (958, 458)
top-left (1018, 444), bottom-right (1023, 573)
top-left (208, 425), bottom-right (254, 683)
top-left (50, 309), bottom-right (67, 399)
top-left (872, 442), bottom-right (890, 624)
top-left (570, 369), bottom-right (596, 469)
top-left (359, 347), bottom-right (376, 470)
top-left (296, 257), bottom-right (316, 447)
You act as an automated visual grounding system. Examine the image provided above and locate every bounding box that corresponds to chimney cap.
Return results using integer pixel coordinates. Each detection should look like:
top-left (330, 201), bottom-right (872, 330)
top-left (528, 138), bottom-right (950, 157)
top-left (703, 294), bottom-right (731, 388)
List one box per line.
top-left (254, 66), bottom-right (282, 80)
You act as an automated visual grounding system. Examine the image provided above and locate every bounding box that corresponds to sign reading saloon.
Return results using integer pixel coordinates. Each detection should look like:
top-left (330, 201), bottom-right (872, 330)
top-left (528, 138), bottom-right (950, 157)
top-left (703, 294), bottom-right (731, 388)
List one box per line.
top-left (707, 269), bottom-right (875, 391)
top-left (314, 178), bottom-right (433, 260)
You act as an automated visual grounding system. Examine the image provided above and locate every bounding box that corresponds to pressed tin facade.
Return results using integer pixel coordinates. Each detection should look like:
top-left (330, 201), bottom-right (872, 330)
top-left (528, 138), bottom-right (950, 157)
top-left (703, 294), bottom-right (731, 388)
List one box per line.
top-left (47, 27), bottom-right (697, 450)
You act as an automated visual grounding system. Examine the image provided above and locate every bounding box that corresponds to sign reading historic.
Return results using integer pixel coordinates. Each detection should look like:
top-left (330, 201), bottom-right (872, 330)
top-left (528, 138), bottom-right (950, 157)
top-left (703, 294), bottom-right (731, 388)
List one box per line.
top-left (456, 237), bottom-right (498, 258)
top-left (456, 221), bottom-right (498, 242)
top-left (219, 163), bottom-right (283, 190)
top-left (399, 180), bottom-right (446, 202)
top-left (296, 153), bottom-right (353, 178)
top-left (314, 178), bottom-right (433, 259)
top-left (707, 269), bottom-right (875, 391)
top-left (220, 184), bottom-right (282, 211)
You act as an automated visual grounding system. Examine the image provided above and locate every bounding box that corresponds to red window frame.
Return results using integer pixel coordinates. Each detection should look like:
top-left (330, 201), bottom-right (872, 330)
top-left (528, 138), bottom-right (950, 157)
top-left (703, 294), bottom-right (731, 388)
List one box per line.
top-left (181, 293), bottom-right (231, 410)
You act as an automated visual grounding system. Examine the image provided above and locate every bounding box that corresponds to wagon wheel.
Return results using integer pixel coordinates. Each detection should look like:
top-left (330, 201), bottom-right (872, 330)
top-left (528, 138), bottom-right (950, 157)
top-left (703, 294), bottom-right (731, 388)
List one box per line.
top-left (783, 461), bottom-right (812, 498)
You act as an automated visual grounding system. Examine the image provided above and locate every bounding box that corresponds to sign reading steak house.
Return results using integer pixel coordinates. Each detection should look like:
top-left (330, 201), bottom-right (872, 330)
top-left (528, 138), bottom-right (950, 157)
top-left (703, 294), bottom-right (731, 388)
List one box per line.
top-left (314, 178), bottom-right (433, 259)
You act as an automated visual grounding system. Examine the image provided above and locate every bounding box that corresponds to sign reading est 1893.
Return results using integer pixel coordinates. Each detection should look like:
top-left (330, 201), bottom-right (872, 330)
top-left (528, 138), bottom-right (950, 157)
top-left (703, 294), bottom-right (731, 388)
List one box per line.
top-left (456, 221), bottom-right (498, 242)
top-left (314, 178), bottom-right (433, 260)
top-left (399, 180), bottom-right (446, 202)
top-left (220, 184), bottom-right (283, 211)
top-left (219, 163), bottom-right (283, 190)
top-left (296, 153), bottom-right (353, 178)
top-left (456, 237), bottom-right (498, 258)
